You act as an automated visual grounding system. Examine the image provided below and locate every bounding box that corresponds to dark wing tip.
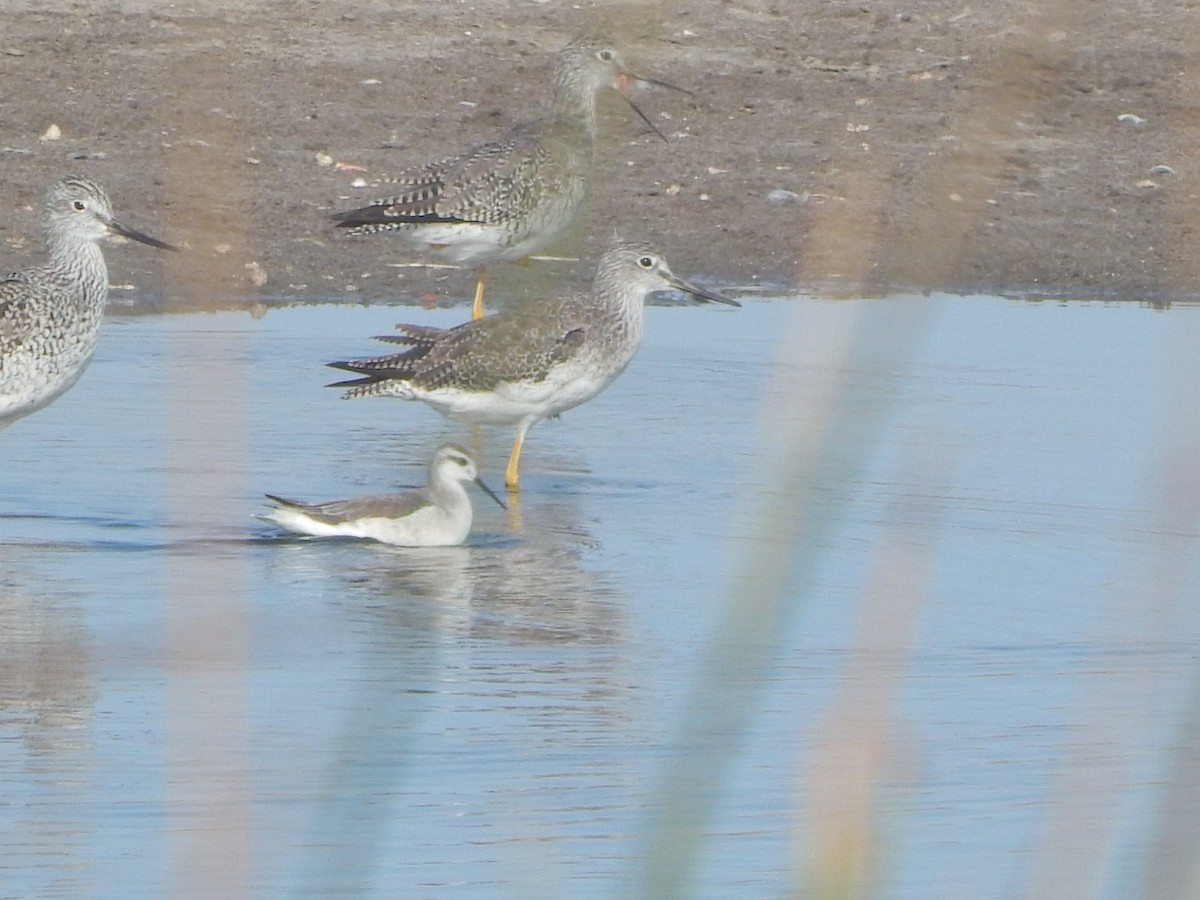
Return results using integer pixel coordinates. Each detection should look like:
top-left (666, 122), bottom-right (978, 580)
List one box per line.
top-left (327, 358), bottom-right (365, 374)
top-left (373, 333), bottom-right (425, 346)
top-left (326, 375), bottom-right (374, 388)
top-left (330, 205), bottom-right (382, 228)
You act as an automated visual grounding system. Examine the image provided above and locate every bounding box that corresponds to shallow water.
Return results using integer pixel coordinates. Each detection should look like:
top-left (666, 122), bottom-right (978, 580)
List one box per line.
top-left (1, 294), bottom-right (1198, 898)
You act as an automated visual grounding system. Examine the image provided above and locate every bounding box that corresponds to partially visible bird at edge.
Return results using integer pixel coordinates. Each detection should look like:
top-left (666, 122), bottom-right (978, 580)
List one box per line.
top-left (0, 175), bottom-right (176, 430)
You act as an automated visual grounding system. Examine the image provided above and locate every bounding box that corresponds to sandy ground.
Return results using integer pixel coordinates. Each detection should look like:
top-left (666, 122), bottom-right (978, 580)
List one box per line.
top-left (3, 0), bottom-right (1200, 307)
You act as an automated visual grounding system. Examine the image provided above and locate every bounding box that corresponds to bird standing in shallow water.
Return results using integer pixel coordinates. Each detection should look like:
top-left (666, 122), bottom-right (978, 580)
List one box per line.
top-left (0, 175), bottom-right (175, 429)
top-left (262, 443), bottom-right (505, 547)
top-left (330, 33), bottom-right (688, 320)
top-left (328, 245), bottom-right (740, 490)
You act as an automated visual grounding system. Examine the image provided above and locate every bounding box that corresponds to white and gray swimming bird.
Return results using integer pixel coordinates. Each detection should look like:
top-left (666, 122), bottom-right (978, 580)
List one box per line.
top-left (0, 175), bottom-right (175, 429)
top-left (262, 443), bottom-right (505, 547)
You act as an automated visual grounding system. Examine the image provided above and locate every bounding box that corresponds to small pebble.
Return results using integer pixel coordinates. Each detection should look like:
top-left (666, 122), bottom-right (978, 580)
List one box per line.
top-left (1116, 113), bottom-right (1146, 126)
top-left (767, 189), bottom-right (800, 204)
top-left (1148, 164), bottom-right (1175, 175)
top-left (40, 123), bottom-right (62, 142)
top-left (245, 261), bottom-right (269, 287)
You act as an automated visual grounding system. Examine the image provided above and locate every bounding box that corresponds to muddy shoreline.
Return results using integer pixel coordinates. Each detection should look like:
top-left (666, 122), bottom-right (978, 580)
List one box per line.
top-left (3, 1), bottom-right (1199, 307)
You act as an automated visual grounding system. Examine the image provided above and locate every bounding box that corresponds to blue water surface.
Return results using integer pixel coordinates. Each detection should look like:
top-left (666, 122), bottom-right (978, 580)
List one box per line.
top-left (1, 294), bottom-right (1198, 899)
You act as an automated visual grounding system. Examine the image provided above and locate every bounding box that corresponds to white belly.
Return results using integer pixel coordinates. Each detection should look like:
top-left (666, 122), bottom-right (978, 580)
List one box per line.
top-left (398, 223), bottom-right (550, 266)
top-left (0, 345), bottom-right (97, 425)
top-left (264, 503), bottom-right (471, 547)
top-left (409, 356), bottom-right (627, 426)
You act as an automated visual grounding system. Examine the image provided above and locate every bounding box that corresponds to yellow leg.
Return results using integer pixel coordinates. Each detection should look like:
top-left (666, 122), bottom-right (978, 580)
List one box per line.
top-left (504, 426), bottom-right (525, 491)
top-left (504, 489), bottom-right (523, 532)
top-left (470, 268), bottom-right (486, 321)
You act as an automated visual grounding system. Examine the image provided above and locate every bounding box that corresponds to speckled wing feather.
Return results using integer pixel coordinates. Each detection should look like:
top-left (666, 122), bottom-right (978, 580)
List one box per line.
top-left (265, 492), bottom-right (430, 524)
top-left (0, 274), bottom-right (43, 344)
top-left (332, 120), bottom-right (553, 229)
top-left (328, 294), bottom-right (591, 395)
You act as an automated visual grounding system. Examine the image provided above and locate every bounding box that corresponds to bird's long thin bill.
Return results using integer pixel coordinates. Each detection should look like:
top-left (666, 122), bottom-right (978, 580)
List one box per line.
top-left (109, 221), bottom-right (178, 252)
top-left (621, 94), bottom-right (670, 143)
top-left (634, 74), bottom-right (695, 98)
top-left (672, 276), bottom-right (741, 307)
top-left (474, 477), bottom-right (508, 510)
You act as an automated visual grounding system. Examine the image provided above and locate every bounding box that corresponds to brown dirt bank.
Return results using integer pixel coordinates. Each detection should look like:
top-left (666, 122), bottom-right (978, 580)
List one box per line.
top-left (3, 0), bottom-right (1200, 308)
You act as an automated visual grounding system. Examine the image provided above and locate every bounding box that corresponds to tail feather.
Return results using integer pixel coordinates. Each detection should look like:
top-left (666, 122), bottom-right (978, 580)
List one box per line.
top-left (394, 322), bottom-right (446, 341)
top-left (330, 204), bottom-right (397, 229)
top-left (326, 356), bottom-right (422, 397)
top-left (325, 377), bottom-right (411, 400)
top-left (326, 376), bottom-right (369, 388)
top-left (328, 352), bottom-right (420, 376)
top-left (330, 195), bottom-right (462, 229)
top-left (372, 334), bottom-right (424, 346)
top-left (328, 326), bottom-right (440, 375)
top-left (373, 323), bottom-right (444, 347)
top-left (327, 319), bottom-right (446, 397)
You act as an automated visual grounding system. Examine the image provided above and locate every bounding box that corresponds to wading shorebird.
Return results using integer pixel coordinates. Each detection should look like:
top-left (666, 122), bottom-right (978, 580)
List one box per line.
top-left (328, 245), bottom-right (739, 491)
top-left (330, 33), bottom-right (689, 320)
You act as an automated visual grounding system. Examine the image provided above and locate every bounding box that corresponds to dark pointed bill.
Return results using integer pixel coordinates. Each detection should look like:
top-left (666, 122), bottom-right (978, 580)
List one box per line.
top-left (616, 69), bottom-right (694, 143)
top-left (668, 273), bottom-right (741, 308)
top-left (631, 74), bottom-right (696, 99)
top-left (107, 220), bottom-right (179, 252)
top-left (620, 93), bottom-right (670, 142)
top-left (474, 476), bottom-right (508, 510)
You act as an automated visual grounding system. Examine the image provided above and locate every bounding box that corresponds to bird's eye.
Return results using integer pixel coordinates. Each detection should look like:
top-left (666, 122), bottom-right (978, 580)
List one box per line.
top-left (72, 200), bottom-right (86, 211)
top-left (454, 456), bottom-right (469, 467)
top-left (638, 256), bottom-right (654, 268)
top-left (598, 49), bottom-right (615, 62)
